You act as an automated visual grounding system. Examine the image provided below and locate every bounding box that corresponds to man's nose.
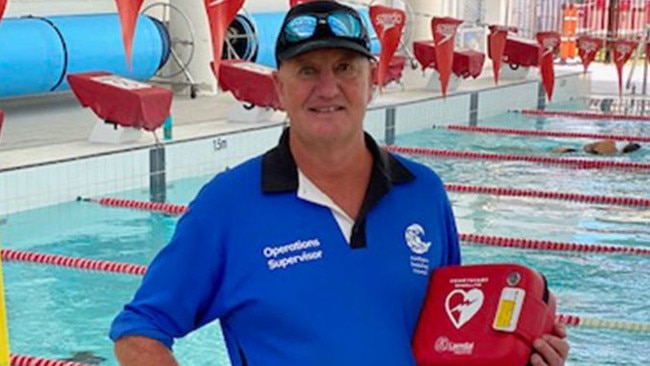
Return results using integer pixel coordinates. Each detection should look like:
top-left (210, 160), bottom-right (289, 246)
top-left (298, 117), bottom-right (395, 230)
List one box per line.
top-left (313, 69), bottom-right (340, 98)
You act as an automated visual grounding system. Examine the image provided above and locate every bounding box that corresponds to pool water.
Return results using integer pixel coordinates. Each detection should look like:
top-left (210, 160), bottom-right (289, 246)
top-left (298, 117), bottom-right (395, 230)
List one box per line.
top-left (2, 108), bottom-right (650, 365)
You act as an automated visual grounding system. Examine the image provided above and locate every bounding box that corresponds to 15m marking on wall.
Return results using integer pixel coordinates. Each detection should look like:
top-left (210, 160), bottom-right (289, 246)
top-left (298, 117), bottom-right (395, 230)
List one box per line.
top-left (213, 137), bottom-right (228, 152)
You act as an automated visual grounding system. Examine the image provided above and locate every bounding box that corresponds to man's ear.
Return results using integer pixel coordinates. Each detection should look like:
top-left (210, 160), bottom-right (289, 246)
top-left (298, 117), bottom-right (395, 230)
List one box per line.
top-left (272, 70), bottom-right (285, 106)
top-left (367, 61), bottom-right (377, 104)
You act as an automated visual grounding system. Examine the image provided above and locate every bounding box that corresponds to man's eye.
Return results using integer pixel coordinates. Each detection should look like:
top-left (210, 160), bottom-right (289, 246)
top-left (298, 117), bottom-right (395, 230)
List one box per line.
top-left (337, 63), bottom-right (352, 72)
top-left (299, 67), bottom-right (316, 76)
top-left (336, 62), bottom-right (359, 77)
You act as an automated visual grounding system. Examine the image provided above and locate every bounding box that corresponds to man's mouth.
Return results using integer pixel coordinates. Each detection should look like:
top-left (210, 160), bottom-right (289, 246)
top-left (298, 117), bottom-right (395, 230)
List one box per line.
top-left (309, 106), bottom-right (344, 113)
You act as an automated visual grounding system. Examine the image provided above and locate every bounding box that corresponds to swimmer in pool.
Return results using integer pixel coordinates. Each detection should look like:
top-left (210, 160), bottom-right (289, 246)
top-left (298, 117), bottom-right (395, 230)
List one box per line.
top-left (552, 140), bottom-right (641, 155)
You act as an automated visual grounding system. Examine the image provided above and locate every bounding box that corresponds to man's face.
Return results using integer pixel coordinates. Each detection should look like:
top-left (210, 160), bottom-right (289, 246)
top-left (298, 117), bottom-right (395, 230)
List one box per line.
top-left (273, 48), bottom-right (374, 144)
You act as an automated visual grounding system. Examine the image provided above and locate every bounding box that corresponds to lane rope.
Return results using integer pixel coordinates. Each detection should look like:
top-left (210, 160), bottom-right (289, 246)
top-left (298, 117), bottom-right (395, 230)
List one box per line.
top-left (459, 233), bottom-right (650, 256)
top-left (4, 248), bottom-right (650, 334)
top-left (556, 314), bottom-right (650, 333)
top-left (518, 109), bottom-right (650, 122)
top-left (445, 183), bottom-right (650, 207)
top-left (76, 196), bottom-right (187, 215)
top-left (81, 182), bottom-right (650, 212)
top-left (384, 145), bottom-right (650, 170)
top-left (10, 354), bottom-right (92, 366)
top-left (1, 249), bottom-right (146, 276)
top-left (75, 198), bottom-right (650, 256)
top-left (436, 124), bottom-right (650, 143)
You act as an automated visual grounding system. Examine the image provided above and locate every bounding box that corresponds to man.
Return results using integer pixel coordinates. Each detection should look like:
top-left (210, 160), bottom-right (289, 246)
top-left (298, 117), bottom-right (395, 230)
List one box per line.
top-left (553, 139), bottom-right (641, 155)
top-left (583, 139), bottom-right (641, 155)
top-left (110, 2), bottom-right (569, 365)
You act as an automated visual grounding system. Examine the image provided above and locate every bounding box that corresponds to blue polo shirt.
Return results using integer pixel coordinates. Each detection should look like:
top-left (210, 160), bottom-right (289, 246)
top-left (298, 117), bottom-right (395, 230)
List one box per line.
top-left (110, 129), bottom-right (461, 365)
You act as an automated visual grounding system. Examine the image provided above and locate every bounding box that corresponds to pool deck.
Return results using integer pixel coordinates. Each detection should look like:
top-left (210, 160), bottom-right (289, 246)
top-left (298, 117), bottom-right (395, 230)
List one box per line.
top-left (0, 61), bottom-right (639, 172)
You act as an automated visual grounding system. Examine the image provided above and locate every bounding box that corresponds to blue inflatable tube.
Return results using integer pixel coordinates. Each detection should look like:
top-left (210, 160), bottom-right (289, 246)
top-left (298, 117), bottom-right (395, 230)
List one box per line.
top-left (0, 17), bottom-right (65, 97)
top-left (0, 13), bottom-right (170, 98)
top-left (249, 12), bottom-right (285, 68)
top-left (249, 8), bottom-right (381, 68)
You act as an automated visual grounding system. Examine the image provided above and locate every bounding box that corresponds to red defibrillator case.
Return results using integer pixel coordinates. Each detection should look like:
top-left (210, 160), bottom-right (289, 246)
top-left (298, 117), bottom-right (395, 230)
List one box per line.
top-left (412, 263), bottom-right (556, 366)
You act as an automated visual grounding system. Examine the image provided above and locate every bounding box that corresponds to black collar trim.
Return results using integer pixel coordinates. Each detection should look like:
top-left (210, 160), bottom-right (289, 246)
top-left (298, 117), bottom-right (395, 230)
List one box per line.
top-left (261, 128), bottom-right (415, 249)
top-left (262, 128), bottom-right (414, 192)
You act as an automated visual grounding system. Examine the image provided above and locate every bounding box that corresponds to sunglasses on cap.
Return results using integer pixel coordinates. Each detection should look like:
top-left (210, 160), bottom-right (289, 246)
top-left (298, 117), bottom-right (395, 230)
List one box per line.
top-left (282, 10), bottom-right (366, 43)
top-left (275, 2), bottom-right (373, 64)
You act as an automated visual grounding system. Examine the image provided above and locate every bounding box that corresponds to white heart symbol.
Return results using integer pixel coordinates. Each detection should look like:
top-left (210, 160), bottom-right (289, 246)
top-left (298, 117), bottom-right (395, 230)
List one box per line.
top-left (445, 288), bottom-right (484, 329)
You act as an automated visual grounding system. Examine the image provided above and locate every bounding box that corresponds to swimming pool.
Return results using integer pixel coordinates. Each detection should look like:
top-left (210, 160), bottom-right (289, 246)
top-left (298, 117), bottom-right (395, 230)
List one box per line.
top-left (2, 106), bottom-right (649, 365)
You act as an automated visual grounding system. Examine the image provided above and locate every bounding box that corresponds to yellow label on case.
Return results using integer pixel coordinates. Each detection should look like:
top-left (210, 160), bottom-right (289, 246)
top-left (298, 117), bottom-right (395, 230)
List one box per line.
top-left (493, 288), bottom-right (525, 332)
top-left (495, 299), bottom-right (516, 328)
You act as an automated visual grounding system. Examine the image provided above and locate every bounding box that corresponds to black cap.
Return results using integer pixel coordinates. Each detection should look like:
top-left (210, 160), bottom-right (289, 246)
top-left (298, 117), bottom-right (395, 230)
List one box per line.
top-left (622, 142), bottom-right (641, 154)
top-left (275, 1), bottom-right (373, 65)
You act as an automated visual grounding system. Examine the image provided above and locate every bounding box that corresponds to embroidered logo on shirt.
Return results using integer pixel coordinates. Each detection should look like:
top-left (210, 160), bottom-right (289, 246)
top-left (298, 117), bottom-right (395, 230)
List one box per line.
top-left (405, 224), bottom-right (431, 254)
top-left (262, 238), bottom-right (323, 270)
top-left (405, 224), bottom-right (431, 276)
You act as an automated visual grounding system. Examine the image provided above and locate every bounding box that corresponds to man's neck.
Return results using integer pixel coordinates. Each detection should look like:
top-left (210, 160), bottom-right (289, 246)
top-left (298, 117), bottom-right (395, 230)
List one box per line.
top-left (290, 132), bottom-right (373, 219)
top-left (290, 132), bottom-right (371, 180)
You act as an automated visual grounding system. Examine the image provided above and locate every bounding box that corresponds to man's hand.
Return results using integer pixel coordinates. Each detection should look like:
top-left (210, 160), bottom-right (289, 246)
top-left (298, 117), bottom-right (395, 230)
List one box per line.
top-left (530, 321), bottom-right (570, 366)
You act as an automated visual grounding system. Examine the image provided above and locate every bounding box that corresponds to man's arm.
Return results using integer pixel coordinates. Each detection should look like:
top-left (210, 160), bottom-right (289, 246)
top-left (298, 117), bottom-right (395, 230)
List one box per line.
top-left (115, 336), bottom-right (180, 366)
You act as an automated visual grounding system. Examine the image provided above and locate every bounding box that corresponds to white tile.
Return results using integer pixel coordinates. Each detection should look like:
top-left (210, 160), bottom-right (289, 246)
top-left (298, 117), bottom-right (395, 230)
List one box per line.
top-left (478, 82), bottom-right (538, 120)
top-left (364, 109), bottom-right (386, 141)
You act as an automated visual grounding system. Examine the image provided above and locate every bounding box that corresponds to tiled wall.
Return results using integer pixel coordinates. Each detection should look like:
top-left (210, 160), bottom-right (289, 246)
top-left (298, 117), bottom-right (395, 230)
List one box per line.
top-left (552, 73), bottom-right (590, 104)
top-left (0, 125), bottom-right (286, 216)
top-left (165, 125), bottom-right (285, 182)
top-left (0, 73), bottom-right (586, 216)
top-left (477, 82), bottom-right (539, 119)
top-left (363, 108), bottom-right (387, 142)
top-left (0, 150), bottom-right (149, 215)
top-left (394, 94), bottom-right (472, 136)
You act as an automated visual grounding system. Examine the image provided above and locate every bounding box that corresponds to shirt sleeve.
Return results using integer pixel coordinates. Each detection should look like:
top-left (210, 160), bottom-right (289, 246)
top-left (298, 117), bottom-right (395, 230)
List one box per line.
top-left (109, 187), bottom-right (227, 349)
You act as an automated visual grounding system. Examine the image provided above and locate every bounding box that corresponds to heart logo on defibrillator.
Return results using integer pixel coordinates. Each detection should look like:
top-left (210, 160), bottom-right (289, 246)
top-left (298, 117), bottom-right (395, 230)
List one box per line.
top-left (445, 289), bottom-right (484, 329)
